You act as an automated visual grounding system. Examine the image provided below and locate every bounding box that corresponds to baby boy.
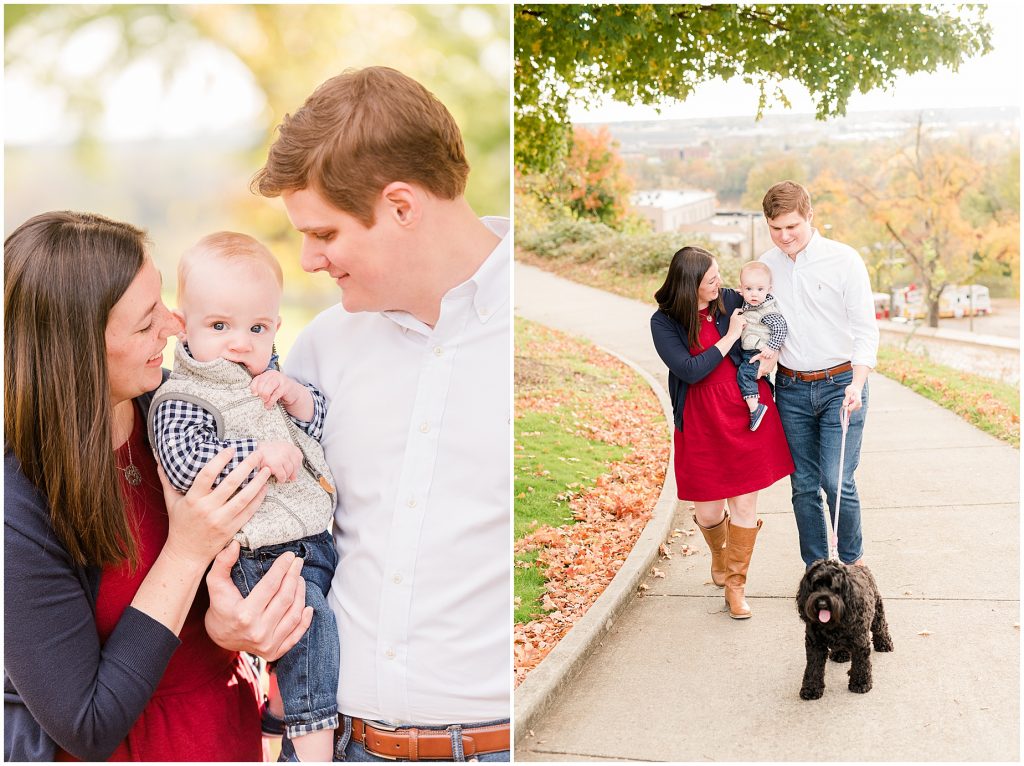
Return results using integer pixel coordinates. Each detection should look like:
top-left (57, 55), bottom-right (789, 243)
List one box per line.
top-left (737, 261), bottom-right (788, 431)
top-left (148, 231), bottom-right (338, 762)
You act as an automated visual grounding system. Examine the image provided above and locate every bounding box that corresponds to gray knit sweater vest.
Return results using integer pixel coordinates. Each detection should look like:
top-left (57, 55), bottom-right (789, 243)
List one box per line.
top-left (740, 295), bottom-right (783, 351)
top-left (147, 343), bottom-right (336, 550)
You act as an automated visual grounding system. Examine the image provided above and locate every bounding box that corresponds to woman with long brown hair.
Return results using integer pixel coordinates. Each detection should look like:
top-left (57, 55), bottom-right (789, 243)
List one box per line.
top-left (3, 212), bottom-right (299, 760)
top-left (650, 246), bottom-right (793, 619)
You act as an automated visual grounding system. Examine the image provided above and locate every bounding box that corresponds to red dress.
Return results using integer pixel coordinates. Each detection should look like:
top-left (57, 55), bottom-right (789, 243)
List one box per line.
top-left (674, 308), bottom-right (794, 501)
top-left (57, 404), bottom-right (262, 762)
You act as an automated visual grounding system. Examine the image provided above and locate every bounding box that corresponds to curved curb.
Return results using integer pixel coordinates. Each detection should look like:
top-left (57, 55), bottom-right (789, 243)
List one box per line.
top-left (514, 343), bottom-right (678, 748)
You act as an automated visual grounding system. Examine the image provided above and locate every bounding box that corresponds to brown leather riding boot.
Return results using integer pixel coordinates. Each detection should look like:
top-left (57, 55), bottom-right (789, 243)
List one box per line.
top-left (724, 519), bottom-right (763, 619)
top-left (693, 511), bottom-right (729, 586)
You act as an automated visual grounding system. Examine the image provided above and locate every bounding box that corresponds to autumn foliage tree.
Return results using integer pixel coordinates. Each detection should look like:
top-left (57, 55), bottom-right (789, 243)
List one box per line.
top-left (516, 4), bottom-right (992, 172)
top-left (561, 126), bottom-right (634, 226)
top-left (849, 119), bottom-right (991, 327)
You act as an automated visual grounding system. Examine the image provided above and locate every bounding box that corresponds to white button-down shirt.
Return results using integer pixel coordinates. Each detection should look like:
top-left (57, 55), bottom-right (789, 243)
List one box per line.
top-left (286, 217), bottom-right (511, 725)
top-left (760, 229), bottom-right (879, 371)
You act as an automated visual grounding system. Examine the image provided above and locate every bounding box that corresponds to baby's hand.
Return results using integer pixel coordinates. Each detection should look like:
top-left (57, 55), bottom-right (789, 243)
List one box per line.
top-left (251, 370), bottom-right (314, 421)
top-left (756, 347), bottom-right (778, 363)
top-left (256, 441), bottom-right (303, 483)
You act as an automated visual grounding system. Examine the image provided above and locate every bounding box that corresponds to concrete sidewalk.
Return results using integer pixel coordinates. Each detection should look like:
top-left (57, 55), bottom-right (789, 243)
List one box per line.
top-left (514, 263), bottom-right (1020, 762)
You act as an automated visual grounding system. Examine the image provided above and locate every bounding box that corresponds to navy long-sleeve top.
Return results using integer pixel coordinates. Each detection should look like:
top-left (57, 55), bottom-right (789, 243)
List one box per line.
top-left (650, 287), bottom-right (744, 432)
top-left (4, 376), bottom-right (181, 761)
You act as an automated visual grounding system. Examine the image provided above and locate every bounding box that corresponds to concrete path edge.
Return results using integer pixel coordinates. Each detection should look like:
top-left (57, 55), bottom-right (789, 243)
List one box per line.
top-left (514, 342), bottom-right (678, 747)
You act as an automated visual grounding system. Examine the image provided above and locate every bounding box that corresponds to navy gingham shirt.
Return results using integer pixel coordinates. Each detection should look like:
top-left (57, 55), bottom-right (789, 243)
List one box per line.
top-left (151, 366), bottom-right (327, 494)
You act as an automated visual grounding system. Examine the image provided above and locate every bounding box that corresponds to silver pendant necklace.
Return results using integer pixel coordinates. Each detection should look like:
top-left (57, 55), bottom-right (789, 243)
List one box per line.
top-left (120, 438), bottom-right (142, 486)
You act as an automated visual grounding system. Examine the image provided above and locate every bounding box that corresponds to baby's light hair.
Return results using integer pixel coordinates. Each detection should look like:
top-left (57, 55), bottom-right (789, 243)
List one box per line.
top-left (177, 231), bottom-right (283, 303)
top-left (739, 261), bottom-right (773, 284)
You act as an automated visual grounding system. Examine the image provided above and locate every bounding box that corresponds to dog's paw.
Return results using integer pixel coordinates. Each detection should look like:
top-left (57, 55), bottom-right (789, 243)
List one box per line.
top-left (874, 636), bottom-right (894, 652)
top-left (800, 686), bottom-right (824, 700)
top-left (829, 648), bottom-right (851, 663)
top-left (849, 679), bottom-right (872, 694)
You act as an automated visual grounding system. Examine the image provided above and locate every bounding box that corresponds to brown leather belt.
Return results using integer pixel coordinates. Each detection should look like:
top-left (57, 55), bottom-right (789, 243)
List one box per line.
top-left (347, 718), bottom-right (510, 760)
top-left (777, 361), bottom-right (853, 382)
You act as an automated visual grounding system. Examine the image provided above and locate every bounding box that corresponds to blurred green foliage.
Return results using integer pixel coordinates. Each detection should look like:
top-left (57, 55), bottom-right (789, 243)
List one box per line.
top-left (5, 4), bottom-right (510, 353)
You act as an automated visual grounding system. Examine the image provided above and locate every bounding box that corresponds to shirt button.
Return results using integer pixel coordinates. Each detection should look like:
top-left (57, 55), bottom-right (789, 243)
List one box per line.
top-left (385, 648), bottom-right (395, 659)
top-left (480, 307), bottom-right (490, 317)
top-left (407, 498), bottom-right (417, 508)
top-left (392, 573), bottom-right (403, 584)
top-left (433, 346), bottom-right (444, 356)
top-left (419, 422), bottom-right (430, 433)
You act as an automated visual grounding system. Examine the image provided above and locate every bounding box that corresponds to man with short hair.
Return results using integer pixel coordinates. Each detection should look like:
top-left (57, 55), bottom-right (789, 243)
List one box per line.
top-left (207, 66), bottom-right (510, 762)
top-left (757, 180), bottom-right (878, 568)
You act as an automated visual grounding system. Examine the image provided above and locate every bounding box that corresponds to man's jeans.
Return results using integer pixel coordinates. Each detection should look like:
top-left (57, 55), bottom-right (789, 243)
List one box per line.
top-left (232, 530), bottom-right (340, 739)
top-left (774, 369), bottom-right (868, 566)
top-left (279, 716), bottom-right (510, 762)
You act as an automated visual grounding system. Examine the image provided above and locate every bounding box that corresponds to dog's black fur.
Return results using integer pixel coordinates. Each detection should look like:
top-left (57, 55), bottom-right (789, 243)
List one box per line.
top-left (796, 559), bottom-right (894, 699)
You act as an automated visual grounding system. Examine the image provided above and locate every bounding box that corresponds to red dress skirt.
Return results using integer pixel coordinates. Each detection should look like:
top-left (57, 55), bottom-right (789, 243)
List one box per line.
top-left (57, 403), bottom-right (262, 762)
top-left (674, 309), bottom-right (794, 501)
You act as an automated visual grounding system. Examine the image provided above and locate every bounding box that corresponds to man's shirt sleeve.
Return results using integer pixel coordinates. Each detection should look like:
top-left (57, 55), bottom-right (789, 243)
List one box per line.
top-left (844, 252), bottom-right (880, 368)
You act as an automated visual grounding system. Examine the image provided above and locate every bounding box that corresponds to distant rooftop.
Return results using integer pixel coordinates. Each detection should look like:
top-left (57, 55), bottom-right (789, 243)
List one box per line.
top-left (631, 189), bottom-right (715, 209)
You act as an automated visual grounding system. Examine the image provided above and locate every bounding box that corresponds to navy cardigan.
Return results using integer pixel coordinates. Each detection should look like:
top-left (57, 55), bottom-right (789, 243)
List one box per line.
top-left (4, 375), bottom-right (181, 761)
top-left (650, 288), bottom-right (745, 432)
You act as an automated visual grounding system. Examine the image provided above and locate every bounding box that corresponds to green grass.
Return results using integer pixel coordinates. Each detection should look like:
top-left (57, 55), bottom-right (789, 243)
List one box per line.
top-left (875, 344), bottom-right (1020, 447)
top-left (514, 408), bottom-right (626, 623)
top-left (513, 549), bottom-right (547, 625)
top-left (514, 317), bottom-right (644, 624)
top-left (514, 409), bottom-right (626, 537)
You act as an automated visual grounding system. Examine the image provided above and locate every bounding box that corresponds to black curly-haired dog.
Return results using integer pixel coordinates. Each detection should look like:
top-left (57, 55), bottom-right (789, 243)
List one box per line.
top-left (796, 559), bottom-right (894, 699)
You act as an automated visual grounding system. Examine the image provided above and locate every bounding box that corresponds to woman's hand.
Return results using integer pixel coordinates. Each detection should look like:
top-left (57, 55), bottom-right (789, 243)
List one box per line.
top-left (157, 447), bottom-right (271, 569)
top-left (133, 449), bottom-right (271, 637)
top-left (726, 308), bottom-right (747, 339)
top-left (205, 541), bottom-right (314, 660)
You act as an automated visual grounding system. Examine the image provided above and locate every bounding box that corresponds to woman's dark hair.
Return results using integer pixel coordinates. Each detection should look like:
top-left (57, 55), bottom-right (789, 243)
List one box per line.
top-left (654, 245), bottom-right (725, 350)
top-left (5, 211), bottom-right (148, 567)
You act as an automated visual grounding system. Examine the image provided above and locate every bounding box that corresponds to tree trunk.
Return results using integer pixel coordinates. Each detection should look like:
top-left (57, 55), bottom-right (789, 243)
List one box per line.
top-left (928, 297), bottom-right (940, 328)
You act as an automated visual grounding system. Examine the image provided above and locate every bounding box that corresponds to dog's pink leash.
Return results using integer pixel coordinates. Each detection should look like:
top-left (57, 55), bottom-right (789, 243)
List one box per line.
top-left (825, 406), bottom-right (850, 562)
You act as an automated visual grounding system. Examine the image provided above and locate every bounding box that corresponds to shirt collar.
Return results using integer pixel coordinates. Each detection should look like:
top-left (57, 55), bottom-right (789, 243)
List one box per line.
top-left (460, 216), bottom-right (510, 324)
top-left (799, 229), bottom-right (822, 260)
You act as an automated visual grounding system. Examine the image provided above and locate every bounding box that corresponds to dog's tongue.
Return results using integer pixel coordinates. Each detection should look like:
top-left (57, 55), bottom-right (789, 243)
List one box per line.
top-left (818, 609), bottom-right (832, 623)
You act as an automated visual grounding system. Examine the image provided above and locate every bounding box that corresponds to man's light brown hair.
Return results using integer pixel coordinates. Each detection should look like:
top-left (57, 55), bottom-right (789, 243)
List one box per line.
top-left (762, 180), bottom-right (812, 220)
top-left (251, 66), bottom-right (469, 226)
top-left (177, 231), bottom-right (283, 304)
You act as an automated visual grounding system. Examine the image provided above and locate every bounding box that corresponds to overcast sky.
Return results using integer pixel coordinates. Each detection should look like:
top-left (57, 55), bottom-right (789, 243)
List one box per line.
top-left (570, 3), bottom-right (1023, 123)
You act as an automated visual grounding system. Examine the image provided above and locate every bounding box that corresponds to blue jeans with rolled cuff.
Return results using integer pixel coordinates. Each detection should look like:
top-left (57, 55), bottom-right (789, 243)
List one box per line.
top-left (774, 369), bottom-right (868, 567)
top-left (231, 530), bottom-right (340, 740)
top-left (737, 348), bottom-right (763, 400)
